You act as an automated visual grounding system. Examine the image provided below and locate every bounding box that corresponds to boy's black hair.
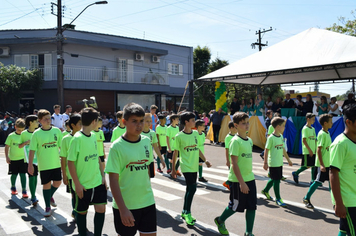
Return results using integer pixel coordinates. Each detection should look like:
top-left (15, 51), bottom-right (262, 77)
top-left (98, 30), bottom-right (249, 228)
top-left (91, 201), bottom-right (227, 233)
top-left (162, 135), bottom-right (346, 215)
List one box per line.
top-left (266, 110), bottom-right (272, 116)
top-left (271, 117), bottom-right (285, 128)
top-left (123, 103), bottom-right (145, 120)
top-left (195, 119), bottom-right (205, 128)
top-left (69, 114), bottom-right (81, 130)
top-left (228, 121), bottom-right (235, 129)
top-left (25, 115), bottom-right (38, 127)
top-left (116, 111), bottom-right (123, 119)
top-left (158, 114), bottom-right (166, 120)
top-left (169, 114), bottom-right (180, 122)
top-left (180, 111), bottom-right (195, 125)
top-left (306, 112), bottom-right (316, 119)
top-left (64, 119), bottom-right (70, 127)
top-left (232, 112), bottom-right (249, 124)
top-left (343, 104), bottom-right (356, 124)
top-left (81, 108), bottom-right (99, 126)
top-left (319, 114), bottom-right (332, 126)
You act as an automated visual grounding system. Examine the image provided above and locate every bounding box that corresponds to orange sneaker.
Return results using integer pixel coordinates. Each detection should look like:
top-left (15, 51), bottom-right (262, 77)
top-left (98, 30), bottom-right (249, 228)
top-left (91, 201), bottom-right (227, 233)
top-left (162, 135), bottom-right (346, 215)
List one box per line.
top-left (11, 187), bottom-right (18, 195)
top-left (176, 170), bottom-right (182, 176)
top-left (22, 191), bottom-right (29, 198)
top-left (222, 182), bottom-right (230, 190)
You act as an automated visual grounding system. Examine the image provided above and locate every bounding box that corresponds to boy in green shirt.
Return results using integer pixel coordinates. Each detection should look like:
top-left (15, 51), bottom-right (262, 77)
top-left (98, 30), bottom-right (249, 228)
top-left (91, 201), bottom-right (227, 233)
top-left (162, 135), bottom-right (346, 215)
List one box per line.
top-left (68, 108), bottom-right (106, 236)
top-left (214, 112), bottom-right (256, 236)
top-left (262, 117), bottom-right (293, 207)
top-left (156, 115), bottom-right (168, 173)
top-left (62, 120), bottom-right (71, 137)
top-left (106, 103), bottom-right (157, 236)
top-left (303, 114), bottom-right (333, 209)
top-left (5, 118), bottom-right (27, 198)
top-left (292, 112), bottom-right (317, 185)
top-left (223, 121), bottom-right (237, 190)
top-left (60, 114), bottom-right (82, 219)
top-left (111, 111), bottom-right (126, 142)
top-left (142, 113), bottom-right (165, 177)
top-left (171, 112), bottom-right (211, 226)
top-left (166, 114), bottom-right (180, 174)
top-left (28, 109), bottom-right (62, 217)
top-left (330, 104), bottom-right (356, 236)
top-left (92, 117), bottom-right (106, 166)
top-left (19, 115), bottom-right (39, 205)
top-left (196, 119), bottom-right (208, 182)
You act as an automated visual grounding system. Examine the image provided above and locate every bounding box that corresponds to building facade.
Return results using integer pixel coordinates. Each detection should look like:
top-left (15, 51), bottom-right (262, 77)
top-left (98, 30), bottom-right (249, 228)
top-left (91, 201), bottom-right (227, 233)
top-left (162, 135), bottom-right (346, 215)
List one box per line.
top-left (0, 29), bottom-right (193, 114)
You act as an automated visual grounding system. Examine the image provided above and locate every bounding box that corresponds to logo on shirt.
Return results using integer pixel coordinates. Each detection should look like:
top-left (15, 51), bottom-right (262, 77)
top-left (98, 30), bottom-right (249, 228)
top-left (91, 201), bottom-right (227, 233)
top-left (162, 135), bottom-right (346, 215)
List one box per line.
top-left (54, 134), bottom-right (57, 141)
top-left (241, 153), bottom-right (252, 158)
top-left (326, 146), bottom-right (330, 151)
top-left (126, 159), bottom-right (149, 171)
top-left (194, 136), bottom-right (198, 145)
top-left (84, 153), bottom-right (98, 162)
top-left (184, 144), bottom-right (199, 152)
top-left (144, 145), bottom-right (150, 158)
top-left (42, 142), bottom-right (57, 149)
top-left (308, 136), bottom-right (316, 140)
top-left (274, 144), bottom-right (284, 150)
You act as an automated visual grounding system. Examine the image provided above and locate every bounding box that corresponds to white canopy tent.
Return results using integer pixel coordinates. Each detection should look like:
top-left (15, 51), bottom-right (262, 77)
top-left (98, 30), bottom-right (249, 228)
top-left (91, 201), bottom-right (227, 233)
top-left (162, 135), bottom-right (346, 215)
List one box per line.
top-left (198, 28), bottom-right (356, 86)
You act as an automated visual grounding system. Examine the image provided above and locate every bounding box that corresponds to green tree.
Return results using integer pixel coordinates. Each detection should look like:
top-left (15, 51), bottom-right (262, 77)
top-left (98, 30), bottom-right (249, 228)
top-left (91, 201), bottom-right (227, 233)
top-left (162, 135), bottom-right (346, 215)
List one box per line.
top-left (0, 63), bottom-right (43, 111)
top-left (193, 46), bottom-right (211, 80)
top-left (336, 86), bottom-right (353, 101)
top-left (326, 10), bottom-right (356, 36)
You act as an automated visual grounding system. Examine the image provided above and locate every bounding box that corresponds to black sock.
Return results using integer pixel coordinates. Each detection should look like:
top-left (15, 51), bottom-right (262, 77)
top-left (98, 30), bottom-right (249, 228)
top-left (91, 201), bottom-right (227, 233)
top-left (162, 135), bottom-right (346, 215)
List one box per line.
top-left (94, 212), bottom-right (105, 236)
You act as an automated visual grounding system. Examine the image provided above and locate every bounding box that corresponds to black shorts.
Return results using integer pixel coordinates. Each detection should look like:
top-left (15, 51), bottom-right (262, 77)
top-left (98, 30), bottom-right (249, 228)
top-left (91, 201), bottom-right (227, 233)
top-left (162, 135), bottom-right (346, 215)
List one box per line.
top-left (66, 179), bottom-right (75, 194)
top-left (315, 167), bottom-right (330, 183)
top-left (160, 146), bottom-right (167, 155)
top-left (269, 166), bottom-right (283, 180)
top-left (40, 167), bottom-right (62, 185)
top-left (183, 172), bottom-right (197, 185)
top-left (99, 155), bottom-right (105, 162)
top-left (74, 184), bottom-right (107, 213)
top-left (301, 154), bottom-right (315, 167)
top-left (340, 207), bottom-right (356, 236)
top-left (113, 204), bottom-right (157, 236)
top-left (228, 180), bottom-right (257, 212)
top-left (8, 159), bottom-right (28, 175)
top-left (166, 151), bottom-right (173, 160)
top-left (199, 158), bottom-right (204, 164)
top-left (28, 164), bottom-right (39, 177)
top-left (149, 162), bottom-right (155, 178)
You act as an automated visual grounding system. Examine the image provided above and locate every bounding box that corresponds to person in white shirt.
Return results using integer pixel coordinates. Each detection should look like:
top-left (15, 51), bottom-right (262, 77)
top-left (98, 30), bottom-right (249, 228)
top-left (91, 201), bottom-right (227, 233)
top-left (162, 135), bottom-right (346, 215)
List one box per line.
top-left (62, 105), bottom-right (72, 122)
top-left (51, 104), bottom-right (64, 131)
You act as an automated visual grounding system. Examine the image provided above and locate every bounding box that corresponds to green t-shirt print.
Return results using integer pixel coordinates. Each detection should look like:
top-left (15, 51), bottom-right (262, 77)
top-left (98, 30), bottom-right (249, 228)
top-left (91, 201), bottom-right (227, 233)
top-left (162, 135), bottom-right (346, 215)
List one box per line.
top-left (265, 134), bottom-right (284, 167)
top-left (228, 135), bottom-right (254, 182)
top-left (67, 131), bottom-right (102, 190)
top-left (91, 130), bottom-right (105, 156)
top-left (111, 126), bottom-right (126, 143)
top-left (5, 132), bottom-right (24, 161)
top-left (29, 127), bottom-right (61, 171)
top-left (302, 125), bottom-right (316, 155)
top-left (315, 130), bottom-right (332, 167)
top-left (105, 135), bottom-right (154, 210)
top-left (330, 133), bottom-right (356, 207)
top-left (175, 131), bottom-right (200, 173)
top-left (156, 125), bottom-right (167, 147)
top-left (166, 125), bottom-right (179, 151)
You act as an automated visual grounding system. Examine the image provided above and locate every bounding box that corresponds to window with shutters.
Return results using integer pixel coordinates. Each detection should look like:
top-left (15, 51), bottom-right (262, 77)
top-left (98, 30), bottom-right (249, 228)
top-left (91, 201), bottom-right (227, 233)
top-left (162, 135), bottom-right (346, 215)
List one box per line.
top-left (168, 63), bottom-right (183, 76)
top-left (30, 55), bottom-right (39, 69)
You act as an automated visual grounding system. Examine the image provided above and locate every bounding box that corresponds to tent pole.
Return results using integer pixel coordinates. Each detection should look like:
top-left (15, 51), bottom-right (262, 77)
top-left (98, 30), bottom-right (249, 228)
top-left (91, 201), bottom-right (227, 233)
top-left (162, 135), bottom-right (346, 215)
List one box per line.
top-left (178, 81), bottom-right (189, 112)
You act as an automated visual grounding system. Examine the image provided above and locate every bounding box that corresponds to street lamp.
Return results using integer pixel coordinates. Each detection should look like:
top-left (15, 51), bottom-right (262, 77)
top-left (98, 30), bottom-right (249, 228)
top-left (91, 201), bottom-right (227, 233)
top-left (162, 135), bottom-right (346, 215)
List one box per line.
top-left (56, 1), bottom-right (108, 110)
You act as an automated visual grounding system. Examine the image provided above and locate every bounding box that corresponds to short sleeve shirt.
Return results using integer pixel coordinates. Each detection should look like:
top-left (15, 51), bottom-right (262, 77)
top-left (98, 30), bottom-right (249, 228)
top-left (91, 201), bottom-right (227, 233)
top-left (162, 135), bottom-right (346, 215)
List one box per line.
top-left (175, 131), bottom-right (200, 173)
top-left (302, 125), bottom-right (316, 154)
top-left (141, 130), bottom-right (158, 160)
top-left (267, 125), bottom-right (274, 136)
top-left (5, 132), bottom-right (24, 161)
top-left (265, 134), bottom-right (284, 167)
top-left (67, 131), bottom-right (101, 190)
top-left (196, 131), bottom-right (206, 154)
top-left (224, 133), bottom-right (235, 162)
top-left (330, 133), bottom-right (356, 207)
top-left (29, 127), bottom-right (62, 171)
top-left (166, 125), bottom-right (179, 151)
top-left (59, 134), bottom-right (73, 179)
top-left (156, 125), bottom-right (167, 147)
top-left (110, 126), bottom-right (126, 143)
top-left (228, 135), bottom-right (254, 182)
top-left (51, 113), bottom-right (64, 130)
top-left (91, 130), bottom-right (105, 156)
top-left (105, 136), bottom-right (154, 210)
top-left (21, 130), bottom-right (37, 164)
top-left (315, 130), bottom-right (332, 167)
top-left (62, 130), bottom-right (70, 138)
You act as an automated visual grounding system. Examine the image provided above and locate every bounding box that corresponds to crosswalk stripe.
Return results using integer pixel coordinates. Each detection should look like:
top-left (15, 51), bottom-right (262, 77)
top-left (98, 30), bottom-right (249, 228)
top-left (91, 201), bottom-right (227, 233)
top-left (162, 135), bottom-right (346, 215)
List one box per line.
top-left (151, 178), bottom-right (209, 195)
top-left (0, 197), bottom-right (31, 234)
top-left (153, 189), bottom-right (182, 201)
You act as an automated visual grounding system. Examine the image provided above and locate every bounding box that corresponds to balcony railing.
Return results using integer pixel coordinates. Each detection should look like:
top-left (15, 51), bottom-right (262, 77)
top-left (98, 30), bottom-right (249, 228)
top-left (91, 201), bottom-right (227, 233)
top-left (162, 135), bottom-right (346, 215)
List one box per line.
top-left (40, 65), bottom-right (169, 85)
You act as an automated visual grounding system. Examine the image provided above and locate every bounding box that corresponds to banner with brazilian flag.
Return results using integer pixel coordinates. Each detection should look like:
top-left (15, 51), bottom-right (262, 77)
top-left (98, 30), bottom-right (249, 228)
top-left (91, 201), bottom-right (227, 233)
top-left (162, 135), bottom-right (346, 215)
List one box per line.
top-left (215, 81), bottom-right (227, 112)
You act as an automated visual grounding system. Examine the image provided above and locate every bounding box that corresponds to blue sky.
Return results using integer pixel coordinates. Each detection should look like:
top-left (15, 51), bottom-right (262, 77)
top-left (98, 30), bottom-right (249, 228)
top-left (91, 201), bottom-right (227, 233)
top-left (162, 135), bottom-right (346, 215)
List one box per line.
top-left (2, 0), bottom-right (356, 97)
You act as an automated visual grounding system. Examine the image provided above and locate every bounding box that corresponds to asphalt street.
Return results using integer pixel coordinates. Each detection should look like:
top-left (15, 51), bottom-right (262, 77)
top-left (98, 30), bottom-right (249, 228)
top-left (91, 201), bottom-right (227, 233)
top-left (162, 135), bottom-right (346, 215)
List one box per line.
top-left (0, 141), bottom-right (339, 236)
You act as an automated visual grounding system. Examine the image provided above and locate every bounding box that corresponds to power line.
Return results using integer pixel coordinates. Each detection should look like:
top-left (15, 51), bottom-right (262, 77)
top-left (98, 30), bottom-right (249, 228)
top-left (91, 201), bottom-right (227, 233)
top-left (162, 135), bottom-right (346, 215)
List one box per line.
top-left (26, 0), bottom-right (51, 27)
top-left (0, 8), bottom-right (40, 27)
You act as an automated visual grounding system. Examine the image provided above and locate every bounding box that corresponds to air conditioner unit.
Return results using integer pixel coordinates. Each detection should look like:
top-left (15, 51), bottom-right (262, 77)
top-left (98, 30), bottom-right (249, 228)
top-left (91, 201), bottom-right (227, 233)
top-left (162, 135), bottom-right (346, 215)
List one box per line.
top-left (0, 47), bottom-right (10, 57)
top-left (135, 53), bottom-right (144, 61)
top-left (152, 55), bottom-right (160, 63)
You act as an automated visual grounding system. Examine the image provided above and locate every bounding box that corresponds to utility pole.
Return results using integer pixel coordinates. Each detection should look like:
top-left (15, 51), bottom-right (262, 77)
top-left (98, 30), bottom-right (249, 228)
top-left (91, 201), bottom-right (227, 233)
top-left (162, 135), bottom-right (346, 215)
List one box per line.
top-left (56, 0), bottom-right (64, 110)
top-left (251, 27), bottom-right (273, 52)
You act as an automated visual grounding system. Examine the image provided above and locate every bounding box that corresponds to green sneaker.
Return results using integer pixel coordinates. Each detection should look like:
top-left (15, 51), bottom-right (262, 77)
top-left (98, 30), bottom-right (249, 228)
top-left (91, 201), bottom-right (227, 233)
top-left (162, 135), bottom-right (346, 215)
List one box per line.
top-left (276, 199), bottom-right (287, 208)
top-left (214, 217), bottom-right (229, 235)
top-left (244, 233), bottom-right (255, 236)
top-left (261, 190), bottom-right (274, 201)
top-left (181, 212), bottom-right (196, 222)
top-left (183, 213), bottom-right (195, 226)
